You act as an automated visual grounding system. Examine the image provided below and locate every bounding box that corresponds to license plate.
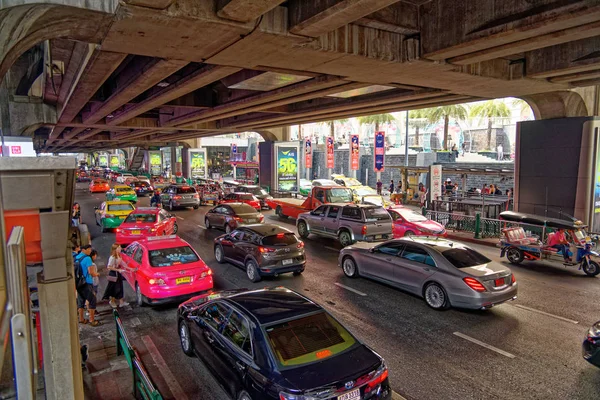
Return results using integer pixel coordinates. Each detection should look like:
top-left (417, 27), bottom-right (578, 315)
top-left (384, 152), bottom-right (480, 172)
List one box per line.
top-left (176, 277), bottom-right (191, 284)
top-left (494, 278), bottom-right (505, 287)
top-left (375, 234), bottom-right (382, 239)
top-left (282, 259), bottom-right (293, 265)
top-left (247, 219), bottom-right (256, 223)
top-left (184, 195), bottom-right (191, 199)
top-left (132, 230), bottom-right (141, 235)
top-left (338, 389), bottom-right (360, 400)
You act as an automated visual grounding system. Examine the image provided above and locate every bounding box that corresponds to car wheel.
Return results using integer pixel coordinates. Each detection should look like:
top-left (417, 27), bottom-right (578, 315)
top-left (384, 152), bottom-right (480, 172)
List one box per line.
top-left (101, 222), bottom-right (107, 233)
top-left (404, 230), bottom-right (415, 237)
top-left (205, 218), bottom-right (211, 229)
top-left (245, 260), bottom-right (261, 283)
top-left (276, 206), bottom-right (288, 219)
top-left (339, 230), bottom-right (353, 247)
top-left (171, 223), bottom-right (178, 234)
top-left (342, 257), bottom-right (359, 278)
top-left (583, 260), bottom-right (600, 276)
top-left (214, 245), bottom-right (225, 264)
top-left (169, 201), bottom-right (174, 211)
top-left (424, 282), bottom-right (450, 310)
top-left (225, 224), bottom-right (232, 234)
top-left (297, 221), bottom-right (309, 239)
top-left (293, 270), bottom-right (303, 276)
top-left (506, 247), bottom-right (524, 264)
top-left (237, 391), bottom-right (253, 400)
top-left (95, 216), bottom-right (100, 226)
top-left (135, 283), bottom-right (145, 307)
top-left (179, 321), bottom-right (194, 357)
top-left (193, 205), bottom-right (199, 210)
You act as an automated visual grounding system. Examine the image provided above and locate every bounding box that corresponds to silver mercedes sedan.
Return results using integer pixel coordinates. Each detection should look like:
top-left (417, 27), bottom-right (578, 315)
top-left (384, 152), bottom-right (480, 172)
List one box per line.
top-left (338, 237), bottom-right (518, 310)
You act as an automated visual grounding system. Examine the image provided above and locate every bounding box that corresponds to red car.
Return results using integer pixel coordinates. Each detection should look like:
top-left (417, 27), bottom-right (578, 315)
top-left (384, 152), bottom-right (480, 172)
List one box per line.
top-left (120, 236), bottom-right (213, 306)
top-left (220, 192), bottom-right (261, 211)
top-left (116, 207), bottom-right (178, 245)
top-left (89, 179), bottom-right (110, 193)
top-left (387, 205), bottom-right (447, 238)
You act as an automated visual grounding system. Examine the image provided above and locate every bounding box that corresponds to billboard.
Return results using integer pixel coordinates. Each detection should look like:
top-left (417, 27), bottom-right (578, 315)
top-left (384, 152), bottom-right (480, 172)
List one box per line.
top-left (98, 154), bottom-right (108, 167)
top-left (188, 148), bottom-right (207, 178)
top-left (326, 137), bottom-right (334, 169)
top-left (374, 131), bottom-right (385, 172)
top-left (149, 151), bottom-right (162, 175)
top-left (350, 134), bottom-right (359, 170)
top-left (275, 143), bottom-right (299, 192)
top-left (110, 155), bottom-right (120, 169)
top-left (305, 139), bottom-right (312, 167)
top-left (430, 164), bottom-right (443, 201)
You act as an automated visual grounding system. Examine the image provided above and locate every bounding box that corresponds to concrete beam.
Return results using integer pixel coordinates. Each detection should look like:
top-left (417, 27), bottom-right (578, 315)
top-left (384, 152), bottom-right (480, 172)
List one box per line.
top-left (56, 42), bottom-right (93, 112)
top-left (354, 1), bottom-right (419, 35)
top-left (217, 0), bottom-right (286, 23)
top-left (521, 90), bottom-right (589, 119)
top-left (288, 0), bottom-right (402, 37)
top-left (123, 0), bottom-right (175, 9)
top-left (526, 36), bottom-right (600, 79)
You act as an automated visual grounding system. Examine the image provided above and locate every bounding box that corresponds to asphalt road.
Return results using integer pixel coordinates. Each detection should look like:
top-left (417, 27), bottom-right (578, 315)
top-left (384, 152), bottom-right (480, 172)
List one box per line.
top-left (76, 182), bottom-right (600, 400)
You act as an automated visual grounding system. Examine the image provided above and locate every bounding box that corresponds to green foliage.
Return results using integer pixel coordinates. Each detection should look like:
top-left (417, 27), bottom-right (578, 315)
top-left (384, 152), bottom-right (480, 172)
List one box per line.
top-left (469, 100), bottom-right (511, 120)
top-left (422, 104), bottom-right (468, 124)
top-left (357, 113), bottom-right (396, 125)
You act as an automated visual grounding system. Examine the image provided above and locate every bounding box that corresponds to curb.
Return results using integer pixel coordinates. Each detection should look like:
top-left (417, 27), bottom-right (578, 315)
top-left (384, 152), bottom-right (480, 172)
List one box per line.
top-left (446, 234), bottom-right (499, 248)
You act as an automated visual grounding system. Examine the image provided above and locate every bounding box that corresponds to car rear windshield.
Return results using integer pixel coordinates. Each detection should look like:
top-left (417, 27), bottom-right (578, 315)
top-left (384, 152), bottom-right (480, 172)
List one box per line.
top-left (265, 311), bottom-right (356, 368)
top-left (148, 246), bottom-right (199, 267)
top-left (244, 187), bottom-right (268, 196)
top-left (94, 180), bottom-right (107, 184)
top-left (230, 204), bottom-right (257, 214)
top-left (176, 187), bottom-right (196, 194)
top-left (124, 213), bottom-right (156, 223)
top-left (326, 188), bottom-right (353, 203)
top-left (364, 207), bottom-right (391, 222)
top-left (262, 233), bottom-right (298, 246)
top-left (398, 209), bottom-right (427, 222)
top-left (442, 248), bottom-right (491, 268)
top-left (239, 194), bottom-right (255, 200)
top-left (107, 204), bottom-right (134, 212)
top-left (116, 187), bottom-right (132, 193)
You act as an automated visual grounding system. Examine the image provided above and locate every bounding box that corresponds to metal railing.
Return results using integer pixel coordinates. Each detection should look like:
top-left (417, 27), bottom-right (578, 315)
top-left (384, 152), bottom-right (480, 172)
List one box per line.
top-left (114, 310), bottom-right (163, 400)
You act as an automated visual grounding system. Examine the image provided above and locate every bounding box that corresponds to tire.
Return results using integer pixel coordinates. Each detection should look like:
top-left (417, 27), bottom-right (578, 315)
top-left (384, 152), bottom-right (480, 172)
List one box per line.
top-left (245, 260), bottom-right (261, 283)
top-left (506, 247), bottom-right (524, 264)
top-left (276, 206), bottom-right (288, 219)
top-left (179, 321), bottom-right (194, 357)
top-left (225, 224), bottom-right (232, 234)
top-left (237, 391), bottom-right (253, 400)
top-left (342, 256), bottom-right (359, 278)
top-left (193, 205), bottom-right (199, 210)
top-left (214, 245), bottom-right (225, 264)
top-left (172, 223), bottom-right (178, 234)
top-left (404, 230), bottom-right (415, 237)
top-left (169, 201), bottom-right (174, 211)
top-left (338, 230), bottom-right (353, 247)
top-left (100, 222), bottom-right (107, 233)
top-left (297, 221), bottom-right (309, 239)
top-left (135, 283), bottom-right (145, 307)
top-left (583, 260), bottom-right (600, 276)
top-left (205, 218), bottom-right (211, 229)
top-left (423, 282), bottom-right (450, 310)
top-left (293, 270), bottom-right (303, 276)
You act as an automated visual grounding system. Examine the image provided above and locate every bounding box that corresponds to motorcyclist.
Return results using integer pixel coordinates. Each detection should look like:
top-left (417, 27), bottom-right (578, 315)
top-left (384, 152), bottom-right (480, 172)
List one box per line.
top-left (150, 190), bottom-right (162, 207)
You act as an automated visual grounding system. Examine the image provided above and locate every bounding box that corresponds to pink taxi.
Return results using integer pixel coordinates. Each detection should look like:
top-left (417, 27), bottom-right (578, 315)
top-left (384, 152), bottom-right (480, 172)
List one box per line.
top-left (120, 236), bottom-right (213, 306)
top-left (116, 207), bottom-right (178, 245)
top-left (387, 205), bottom-right (447, 238)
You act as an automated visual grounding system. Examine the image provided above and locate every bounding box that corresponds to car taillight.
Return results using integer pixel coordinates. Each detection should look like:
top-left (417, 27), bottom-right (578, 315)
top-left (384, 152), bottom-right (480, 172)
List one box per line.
top-left (234, 216), bottom-right (242, 222)
top-left (297, 241), bottom-right (304, 249)
top-left (105, 214), bottom-right (116, 218)
top-left (173, 195), bottom-right (182, 200)
top-left (148, 278), bottom-right (165, 285)
top-left (149, 228), bottom-right (157, 233)
top-left (259, 246), bottom-right (276, 253)
top-left (194, 194), bottom-right (200, 199)
top-left (365, 362), bottom-right (389, 395)
top-left (361, 225), bottom-right (367, 235)
top-left (463, 277), bottom-right (486, 292)
top-left (511, 274), bottom-right (516, 284)
top-left (148, 186), bottom-right (153, 190)
top-left (201, 269), bottom-right (213, 278)
top-left (259, 215), bottom-right (264, 222)
top-left (115, 228), bottom-right (121, 233)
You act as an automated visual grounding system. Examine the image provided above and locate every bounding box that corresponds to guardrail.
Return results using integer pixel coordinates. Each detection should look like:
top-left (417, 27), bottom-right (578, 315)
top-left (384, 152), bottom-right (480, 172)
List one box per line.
top-left (114, 310), bottom-right (163, 400)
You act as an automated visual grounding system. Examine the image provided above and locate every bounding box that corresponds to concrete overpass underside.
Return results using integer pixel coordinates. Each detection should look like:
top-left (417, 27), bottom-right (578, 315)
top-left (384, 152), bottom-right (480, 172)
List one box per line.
top-left (1, 0), bottom-right (600, 152)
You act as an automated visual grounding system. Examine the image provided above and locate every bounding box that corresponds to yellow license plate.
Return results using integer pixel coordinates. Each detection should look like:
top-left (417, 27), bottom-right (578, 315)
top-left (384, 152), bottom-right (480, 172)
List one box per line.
top-left (132, 230), bottom-right (141, 235)
top-left (176, 277), bottom-right (191, 284)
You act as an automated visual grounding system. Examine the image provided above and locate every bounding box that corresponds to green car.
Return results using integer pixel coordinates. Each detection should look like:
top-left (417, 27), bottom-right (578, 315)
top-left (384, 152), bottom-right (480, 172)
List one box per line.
top-left (106, 185), bottom-right (138, 203)
top-left (299, 179), bottom-right (312, 196)
top-left (94, 201), bottom-right (135, 232)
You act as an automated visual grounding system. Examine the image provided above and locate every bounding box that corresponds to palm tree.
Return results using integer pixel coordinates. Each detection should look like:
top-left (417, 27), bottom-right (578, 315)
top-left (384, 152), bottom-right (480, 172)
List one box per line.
top-left (422, 105), bottom-right (468, 150)
top-left (408, 109), bottom-right (428, 146)
top-left (470, 100), bottom-right (511, 150)
top-left (357, 113), bottom-right (396, 134)
top-left (321, 119), bottom-right (349, 142)
top-left (511, 98), bottom-right (534, 120)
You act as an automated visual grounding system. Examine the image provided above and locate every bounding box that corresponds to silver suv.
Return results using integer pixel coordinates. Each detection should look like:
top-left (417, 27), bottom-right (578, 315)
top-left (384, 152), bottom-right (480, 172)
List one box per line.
top-left (297, 203), bottom-right (393, 247)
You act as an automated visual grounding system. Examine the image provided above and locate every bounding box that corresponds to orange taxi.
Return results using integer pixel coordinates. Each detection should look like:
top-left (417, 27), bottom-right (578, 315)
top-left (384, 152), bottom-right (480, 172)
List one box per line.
top-left (89, 179), bottom-right (111, 193)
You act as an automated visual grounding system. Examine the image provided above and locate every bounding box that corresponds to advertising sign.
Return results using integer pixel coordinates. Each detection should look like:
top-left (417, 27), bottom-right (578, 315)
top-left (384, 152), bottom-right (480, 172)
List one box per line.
top-left (350, 134), bottom-right (359, 170)
top-left (149, 151), bottom-right (162, 175)
top-left (10, 146), bottom-right (21, 155)
top-left (326, 137), bottom-right (334, 169)
top-left (276, 144), bottom-right (299, 192)
top-left (98, 154), bottom-right (108, 167)
top-left (374, 131), bottom-right (385, 172)
top-left (110, 155), bottom-right (120, 169)
top-left (305, 139), bottom-right (312, 167)
top-left (189, 148), bottom-right (207, 178)
top-left (430, 164), bottom-right (443, 201)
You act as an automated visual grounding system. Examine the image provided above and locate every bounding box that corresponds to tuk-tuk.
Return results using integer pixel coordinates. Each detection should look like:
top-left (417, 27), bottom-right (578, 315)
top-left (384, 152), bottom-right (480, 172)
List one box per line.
top-left (194, 179), bottom-right (222, 205)
top-left (498, 211), bottom-right (600, 276)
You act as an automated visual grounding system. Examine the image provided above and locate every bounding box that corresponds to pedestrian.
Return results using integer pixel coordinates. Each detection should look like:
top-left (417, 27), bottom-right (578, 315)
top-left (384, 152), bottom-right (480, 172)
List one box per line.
top-left (451, 144), bottom-right (458, 159)
top-left (150, 190), bottom-right (161, 207)
top-left (103, 243), bottom-right (131, 308)
top-left (75, 247), bottom-right (101, 326)
top-left (72, 203), bottom-right (81, 227)
top-left (482, 184), bottom-right (489, 194)
top-left (72, 243), bottom-right (80, 259)
top-left (548, 228), bottom-right (571, 262)
top-left (497, 144), bottom-right (504, 161)
top-left (89, 253), bottom-right (100, 296)
top-left (461, 142), bottom-right (467, 156)
top-left (445, 178), bottom-right (453, 195)
top-left (389, 180), bottom-right (395, 194)
top-left (490, 184), bottom-right (496, 194)
top-left (376, 179), bottom-right (382, 195)
top-left (495, 186), bottom-right (502, 195)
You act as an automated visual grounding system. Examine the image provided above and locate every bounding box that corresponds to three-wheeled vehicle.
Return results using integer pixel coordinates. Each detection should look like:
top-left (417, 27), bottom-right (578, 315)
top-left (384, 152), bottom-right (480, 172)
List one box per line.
top-left (194, 179), bottom-right (222, 205)
top-left (498, 211), bottom-right (600, 276)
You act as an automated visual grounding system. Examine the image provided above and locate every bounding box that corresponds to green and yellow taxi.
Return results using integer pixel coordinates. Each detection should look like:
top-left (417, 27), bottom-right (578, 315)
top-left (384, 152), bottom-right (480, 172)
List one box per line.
top-left (106, 184), bottom-right (138, 203)
top-left (351, 185), bottom-right (390, 207)
top-left (94, 200), bottom-right (135, 232)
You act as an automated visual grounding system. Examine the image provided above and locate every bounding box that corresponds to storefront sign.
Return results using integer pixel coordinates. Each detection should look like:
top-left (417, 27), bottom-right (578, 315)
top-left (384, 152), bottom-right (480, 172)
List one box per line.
top-left (189, 148), bottom-right (207, 178)
top-left (110, 155), bottom-right (120, 169)
top-left (326, 137), bottom-right (334, 169)
top-left (276, 144), bottom-right (299, 192)
top-left (430, 164), bottom-right (443, 201)
top-left (350, 134), bottom-right (359, 170)
top-left (305, 139), bottom-right (312, 167)
top-left (149, 151), bottom-right (162, 175)
top-left (10, 146), bottom-right (21, 155)
top-left (98, 154), bottom-right (108, 167)
top-left (374, 131), bottom-right (385, 172)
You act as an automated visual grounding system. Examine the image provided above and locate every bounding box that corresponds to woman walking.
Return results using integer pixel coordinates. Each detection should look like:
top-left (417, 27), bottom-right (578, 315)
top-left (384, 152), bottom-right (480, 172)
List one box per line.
top-left (102, 243), bottom-right (130, 308)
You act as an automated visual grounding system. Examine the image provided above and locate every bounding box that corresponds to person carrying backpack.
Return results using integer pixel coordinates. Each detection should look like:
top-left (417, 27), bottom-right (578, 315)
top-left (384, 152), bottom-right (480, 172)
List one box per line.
top-left (75, 246), bottom-right (101, 326)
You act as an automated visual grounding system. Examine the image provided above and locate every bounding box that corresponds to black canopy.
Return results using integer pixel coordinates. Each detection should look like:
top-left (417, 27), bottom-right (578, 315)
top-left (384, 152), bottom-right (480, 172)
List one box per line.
top-left (499, 211), bottom-right (586, 230)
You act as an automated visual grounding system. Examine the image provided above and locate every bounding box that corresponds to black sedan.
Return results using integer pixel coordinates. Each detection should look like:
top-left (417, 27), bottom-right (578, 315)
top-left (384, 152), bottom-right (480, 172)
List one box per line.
top-left (178, 288), bottom-right (392, 400)
top-left (583, 320), bottom-right (600, 367)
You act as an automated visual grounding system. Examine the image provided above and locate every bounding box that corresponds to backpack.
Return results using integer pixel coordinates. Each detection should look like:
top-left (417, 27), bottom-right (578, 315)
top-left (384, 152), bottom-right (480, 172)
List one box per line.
top-left (74, 255), bottom-right (90, 291)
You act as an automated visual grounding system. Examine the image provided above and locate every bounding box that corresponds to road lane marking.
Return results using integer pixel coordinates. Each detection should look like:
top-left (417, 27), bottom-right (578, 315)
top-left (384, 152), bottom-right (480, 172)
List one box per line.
top-left (334, 282), bottom-right (367, 296)
top-left (197, 225), bottom-right (206, 230)
top-left (177, 216), bottom-right (185, 220)
top-left (392, 391), bottom-right (407, 400)
top-left (453, 332), bottom-right (515, 359)
top-left (324, 246), bottom-right (339, 252)
top-left (510, 304), bottom-right (579, 324)
top-left (141, 335), bottom-right (189, 400)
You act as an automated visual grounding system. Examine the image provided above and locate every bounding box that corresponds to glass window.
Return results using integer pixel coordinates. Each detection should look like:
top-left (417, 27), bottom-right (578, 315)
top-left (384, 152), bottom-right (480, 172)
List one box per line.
top-left (230, 204), bottom-right (257, 214)
top-left (200, 302), bottom-right (231, 331)
top-left (397, 209), bottom-right (428, 222)
top-left (311, 206), bottom-right (327, 216)
top-left (364, 207), bottom-right (391, 222)
top-left (124, 213), bottom-right (157, 223)
top-left (176, 187), bottom-right (196, 194)
top-left (265, 311), bottom-right (356, 368)
top-left (107, 203), bottom-right (135, 212)
top-left (122, 244), bottom-right (137, 256)
top-left (230, 230), bottom-right (245, 241)
top-left (376, 243), bottom-right (403, 256)
top-left (326, 188), bottom-right (353, 203)
top-left (389, 210), bottom-right (401, 221)
top-left (341, 207), bottom-right (361, 220)
top-left (222, 310), bottom-right (252, 355)
top-left (327, 206), bottom-right (340, 219)
top-left (400, 245), bottom-right (436, 267)
top-left (239, 194), bottom-right (255, 201)
top-left (262, 233), bottom-right (298, 246)
top-left (133, 247), bottom-right (143, 264)
top-left (215, 206), bottom-right (227, 214)
top-left (147, 246), bottom-right (199, 267)
top-left (441, 248), bottom-right (491, 269)
top-left (116, 187), bottom-right (133, 193)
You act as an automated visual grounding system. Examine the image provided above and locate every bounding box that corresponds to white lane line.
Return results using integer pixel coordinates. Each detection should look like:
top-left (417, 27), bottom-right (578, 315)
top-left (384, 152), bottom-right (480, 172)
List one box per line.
top-left (177, 216), bottom-right (185, 220)
top-left (334, 282), bottom-right (367, 296)
top-left (197, 225), bottom-right (206, 230)
top-left (392, 391), bottom-right (407, 400)
top-left (453, 332), bottom-right (515, 359)
top-left (510, 304), bottom-right (579, 324)
top-left (141, 335), bottom-right (189, 400)
top-left (324, 246), bottom-right (339, 252)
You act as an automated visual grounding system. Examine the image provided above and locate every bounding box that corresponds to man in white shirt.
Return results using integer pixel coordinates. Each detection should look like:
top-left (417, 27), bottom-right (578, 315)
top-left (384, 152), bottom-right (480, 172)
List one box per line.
top-left (497, 144), bottom-right (504, 161)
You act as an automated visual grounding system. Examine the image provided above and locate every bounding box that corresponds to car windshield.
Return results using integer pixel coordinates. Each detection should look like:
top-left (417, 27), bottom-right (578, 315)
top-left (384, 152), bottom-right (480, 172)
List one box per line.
top-left (239, 194), bottom-right (256, 200)
top-left (364, 207), bottom-right (391, 222)
top-left (116, 187), bottom-right (133, 193)
top-left (398, 209), bottom-right (428, 222)
top-left (107, 204), bottom-right (134, 212)
top-left (262, 233), bottom-right (298, 246)
top-left (244, 187), bottom-right (268, 196)
top-left (326, 188), bottom-right (353, 203)
top-left (314, 180), bottom-right (337, 186)
top-left (442, 248), bottom-right (491, 268)
top-left (230, 204), bottom-right (258, 214)
top-left (148, 246), bottom-right (199, 267)
top-left (176, 187), bottom-right (196, 194)
top-left (265, 311), bottom-right (356, 368)
top-left (354, 187), bottom-right (376, 196)
top-left (124, 213), bottom-right (156, 223)
top-left (344, 178), bottom-right (361, 186)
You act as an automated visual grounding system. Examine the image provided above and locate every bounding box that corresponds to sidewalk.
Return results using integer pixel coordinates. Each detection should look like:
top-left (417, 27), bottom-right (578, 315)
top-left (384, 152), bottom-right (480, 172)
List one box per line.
top-left (445, 231), bottom-right (499, 248)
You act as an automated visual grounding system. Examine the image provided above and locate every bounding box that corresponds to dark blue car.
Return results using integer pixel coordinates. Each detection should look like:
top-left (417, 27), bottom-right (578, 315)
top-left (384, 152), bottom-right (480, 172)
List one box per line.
top-left (177, 287), bottom-right (392, 400)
